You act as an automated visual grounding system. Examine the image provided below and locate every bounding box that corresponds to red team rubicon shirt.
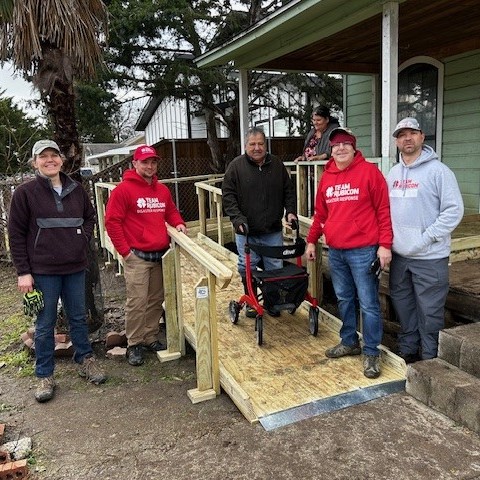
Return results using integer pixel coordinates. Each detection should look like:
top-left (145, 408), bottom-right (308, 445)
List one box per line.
top-left (105, 169), bottom-right (185, 257)
top-left (306, 150), bottom-right (393, 250)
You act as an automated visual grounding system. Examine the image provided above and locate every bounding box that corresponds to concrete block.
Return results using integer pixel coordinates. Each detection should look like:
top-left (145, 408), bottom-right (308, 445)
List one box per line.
top-left (407, 358), bottom-right (480, 435)
top-left (456, 383), bottom-right (480, 434)
top-left (438, 329), bottom-right (462, 367)
top-left (429, 364), bottom-right (466, 421)
top-left (405, 362), bottom-right (431, 405)
top-left (438, 324), bottom-right (480, 378)
top-left (1, 437), bottom-right (32, 460)
top-left (459, 338), bottom-right (480, 379)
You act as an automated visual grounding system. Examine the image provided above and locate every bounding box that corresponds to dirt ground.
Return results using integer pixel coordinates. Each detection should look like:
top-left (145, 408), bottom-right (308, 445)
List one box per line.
top-left (1, 262), bottom-right (480, 480)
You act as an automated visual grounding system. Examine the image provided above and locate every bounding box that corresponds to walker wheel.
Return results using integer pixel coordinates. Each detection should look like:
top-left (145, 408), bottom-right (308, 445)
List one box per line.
top-left (229, 300), bottom-right (240, 324)
top-left (255, 315), bottom-right (263, 346)
top-left (309, 306), bottom-right (319, 336)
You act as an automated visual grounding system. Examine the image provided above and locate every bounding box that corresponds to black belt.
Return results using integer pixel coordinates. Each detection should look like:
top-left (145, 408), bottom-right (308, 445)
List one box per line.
top-left (131, 248), bottom-right (168, 262)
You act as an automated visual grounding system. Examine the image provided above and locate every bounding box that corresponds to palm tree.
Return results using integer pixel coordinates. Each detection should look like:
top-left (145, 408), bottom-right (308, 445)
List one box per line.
top-left (0, 0), bottom-right (108, 177)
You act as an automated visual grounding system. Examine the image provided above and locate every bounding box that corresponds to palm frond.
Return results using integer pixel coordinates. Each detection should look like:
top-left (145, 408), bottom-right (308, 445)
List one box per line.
top-left (3, 0), bottom-right (108, 79)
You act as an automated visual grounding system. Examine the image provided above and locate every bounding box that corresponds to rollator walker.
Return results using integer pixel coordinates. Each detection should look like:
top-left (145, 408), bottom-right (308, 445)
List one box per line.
top-left (228, 221), bottom-right (319, 346)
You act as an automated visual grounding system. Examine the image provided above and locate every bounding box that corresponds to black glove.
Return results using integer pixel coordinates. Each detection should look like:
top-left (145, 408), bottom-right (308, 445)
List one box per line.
top-left (23, 289), bottom-right (45, 317)
top-left (236, 223), bottom-right (249, 235)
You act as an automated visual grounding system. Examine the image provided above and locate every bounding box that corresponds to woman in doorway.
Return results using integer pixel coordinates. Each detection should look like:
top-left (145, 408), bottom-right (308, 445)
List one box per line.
top-left (295, 105), bottom-right (340, 163)
top-left (295, 106), bottom-right (340, 213)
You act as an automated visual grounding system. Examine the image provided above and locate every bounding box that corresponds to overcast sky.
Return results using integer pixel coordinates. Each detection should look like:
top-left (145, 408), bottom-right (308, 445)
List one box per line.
top-left (0, 62), bottom-right (41, 117)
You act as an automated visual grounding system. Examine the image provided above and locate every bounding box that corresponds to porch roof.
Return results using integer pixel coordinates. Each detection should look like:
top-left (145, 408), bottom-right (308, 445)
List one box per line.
top-left (196, 0), bottom-right (480, 73)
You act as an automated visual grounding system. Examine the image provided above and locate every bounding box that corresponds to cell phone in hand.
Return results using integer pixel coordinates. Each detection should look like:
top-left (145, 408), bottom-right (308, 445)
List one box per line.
top-left (369, 257), bottom-right (382, 278)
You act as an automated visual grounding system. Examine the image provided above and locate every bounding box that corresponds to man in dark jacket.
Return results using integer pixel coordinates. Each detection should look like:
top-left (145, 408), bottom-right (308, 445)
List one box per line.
top-left (222, 127), bottom-right (297, 317)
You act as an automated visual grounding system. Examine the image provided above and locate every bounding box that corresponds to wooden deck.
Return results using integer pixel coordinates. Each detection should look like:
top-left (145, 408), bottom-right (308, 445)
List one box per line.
top-left (178, 236), bottom-right (406, 425)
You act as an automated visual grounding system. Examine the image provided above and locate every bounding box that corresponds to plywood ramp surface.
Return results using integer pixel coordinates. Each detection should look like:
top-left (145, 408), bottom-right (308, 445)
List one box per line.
top-left (180, 239), bottom-right (406, 424)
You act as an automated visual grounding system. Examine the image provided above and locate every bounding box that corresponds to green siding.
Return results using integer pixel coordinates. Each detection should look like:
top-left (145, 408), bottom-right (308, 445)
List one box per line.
top-left (442, 50), bottom-right (480, 215)
top-left (345, 75), bottom-right (374, 157)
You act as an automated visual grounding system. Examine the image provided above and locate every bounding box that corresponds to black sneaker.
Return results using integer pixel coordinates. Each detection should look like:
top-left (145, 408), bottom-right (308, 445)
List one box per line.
top-left (147, 341), bottom-right (166, 352)
top-left (399, 352), bottom-right (421, 364)
top-left (126, 345), bottom-right (144, 366)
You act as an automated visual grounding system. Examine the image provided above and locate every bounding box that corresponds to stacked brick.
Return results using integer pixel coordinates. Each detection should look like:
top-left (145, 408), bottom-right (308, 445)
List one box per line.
top-left (0, 424), bottom-right (28, 480)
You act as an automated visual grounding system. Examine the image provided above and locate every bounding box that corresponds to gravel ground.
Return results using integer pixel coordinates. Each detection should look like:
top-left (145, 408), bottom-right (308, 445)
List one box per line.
top-left (1, 262), bottom-right (480, 480)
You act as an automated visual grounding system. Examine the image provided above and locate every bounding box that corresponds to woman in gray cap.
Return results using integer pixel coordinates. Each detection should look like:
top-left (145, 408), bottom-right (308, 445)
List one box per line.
top-left (8, 139), bottom-right (107, 402)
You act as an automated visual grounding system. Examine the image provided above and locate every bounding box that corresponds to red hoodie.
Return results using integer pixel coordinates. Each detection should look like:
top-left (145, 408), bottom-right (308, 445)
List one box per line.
top-left (105, 169), bottom-right (185, 257)
top-left (306, 151), bottom-right (392, 250)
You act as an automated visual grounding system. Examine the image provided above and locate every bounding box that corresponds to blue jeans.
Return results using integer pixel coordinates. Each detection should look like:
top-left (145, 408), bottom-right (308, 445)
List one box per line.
top-left (235, 231), bottom-right (283, 276)
top-left (33, 271), bottom-right (93, 378)
top-left (328, 246), bottom-right (382, 356)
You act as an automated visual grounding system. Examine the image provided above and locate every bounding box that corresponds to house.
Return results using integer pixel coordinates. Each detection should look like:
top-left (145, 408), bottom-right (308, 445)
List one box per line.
top-left (196, 0), bottom-right (480, 214)
top-left (83, 133), bottom-right (145, 173)
top-left (134, 73), bottom-right (338, 146)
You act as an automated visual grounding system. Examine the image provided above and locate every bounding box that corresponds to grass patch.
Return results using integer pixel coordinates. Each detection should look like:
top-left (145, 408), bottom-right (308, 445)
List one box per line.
top-left (0, 312), bottom-right (35, 376)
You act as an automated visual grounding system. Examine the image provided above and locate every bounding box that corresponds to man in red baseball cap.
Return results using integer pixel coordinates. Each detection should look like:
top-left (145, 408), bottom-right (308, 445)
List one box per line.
top-left (305, 127), bottom-right (393, 379)
top-left (105, 145), bottom-right (187, 366)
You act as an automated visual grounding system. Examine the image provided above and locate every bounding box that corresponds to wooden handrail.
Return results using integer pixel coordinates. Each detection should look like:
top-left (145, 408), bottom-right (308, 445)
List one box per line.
top-left (166, 225), bottom-right (232, 289)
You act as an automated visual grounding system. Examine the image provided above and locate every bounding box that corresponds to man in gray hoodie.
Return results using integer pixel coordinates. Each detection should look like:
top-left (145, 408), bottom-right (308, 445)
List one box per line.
top-left (387, 118), bottom-right (464, 362)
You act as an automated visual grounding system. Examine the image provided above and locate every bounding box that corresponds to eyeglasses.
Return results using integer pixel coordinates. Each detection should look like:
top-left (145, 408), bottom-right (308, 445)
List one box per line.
top-left (332, 142), bottom-right (353, 148)
top-left (331, 142), bottom-right (354, 148)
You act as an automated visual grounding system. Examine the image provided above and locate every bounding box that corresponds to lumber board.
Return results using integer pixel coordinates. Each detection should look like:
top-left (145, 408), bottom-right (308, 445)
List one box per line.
top-left (167, 225), bottom-right (232, 289)
top-left (163, 249), bottom-right (181, 355)
top-left (194, 278), bottom-right (214, 392)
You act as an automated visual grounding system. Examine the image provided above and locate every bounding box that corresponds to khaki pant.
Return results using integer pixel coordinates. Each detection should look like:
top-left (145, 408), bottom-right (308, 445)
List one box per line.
top-left (124, 254), bottom-right (164, 347)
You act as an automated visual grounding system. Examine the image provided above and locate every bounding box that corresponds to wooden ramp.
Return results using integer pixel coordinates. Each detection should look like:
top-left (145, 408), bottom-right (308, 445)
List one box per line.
top-left (179, 236), bottom-right (406, 428)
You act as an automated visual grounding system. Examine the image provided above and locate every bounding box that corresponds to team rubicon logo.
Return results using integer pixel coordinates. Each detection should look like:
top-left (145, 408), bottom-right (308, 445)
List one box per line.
top-left (136, 197), bottom-right (166, 212)
top-left (325, 183), bottom-right (359, 202)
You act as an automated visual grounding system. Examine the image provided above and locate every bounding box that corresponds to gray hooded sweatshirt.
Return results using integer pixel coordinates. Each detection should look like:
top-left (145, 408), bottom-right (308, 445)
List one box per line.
top-left (386, 145), bottom-right (464, 259)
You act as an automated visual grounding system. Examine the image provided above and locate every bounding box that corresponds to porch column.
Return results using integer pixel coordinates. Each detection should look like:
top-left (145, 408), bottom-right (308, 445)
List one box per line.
top-left (381, 1), bottom-right (399, 174)
top-left (239, 69), bottom-right (249, 154)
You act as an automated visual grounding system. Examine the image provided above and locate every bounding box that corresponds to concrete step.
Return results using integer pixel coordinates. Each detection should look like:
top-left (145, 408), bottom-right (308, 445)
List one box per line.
top-left (438, 323), bottom-right (480, 379)
top-left (406, 358), bottom-right (480, 434)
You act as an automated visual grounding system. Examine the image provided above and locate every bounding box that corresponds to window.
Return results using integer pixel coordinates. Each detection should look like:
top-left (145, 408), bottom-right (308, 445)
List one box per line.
top-left (398, 61), bottom-right (441, 151)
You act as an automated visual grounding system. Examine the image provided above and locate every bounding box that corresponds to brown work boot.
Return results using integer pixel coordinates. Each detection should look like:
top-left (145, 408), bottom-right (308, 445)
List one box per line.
top-left (35, 376), bottom-right (56, 403)
top-left (325, 342), bottom-right (361, 358)
top-left (363, 354), bottom-right (381, 379)
top-left (78, 356), bottom-right (107, 385)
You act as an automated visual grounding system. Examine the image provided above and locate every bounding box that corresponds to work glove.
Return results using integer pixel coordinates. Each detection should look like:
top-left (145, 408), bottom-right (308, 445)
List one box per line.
top-left (23, 289), bottom-right (45, 317)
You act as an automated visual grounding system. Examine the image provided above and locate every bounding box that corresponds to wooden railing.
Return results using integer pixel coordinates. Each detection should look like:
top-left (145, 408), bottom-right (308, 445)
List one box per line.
top-left (95, 181), bottom-right (233, 404)
top-left (162, 225), bottom-right (233, 404)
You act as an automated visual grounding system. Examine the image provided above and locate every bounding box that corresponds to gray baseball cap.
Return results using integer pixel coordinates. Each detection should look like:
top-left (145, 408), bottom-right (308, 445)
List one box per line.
top-left (32, 140), bottom-right (60, 156)
top-left (392, 117), bottom-right (422, 137)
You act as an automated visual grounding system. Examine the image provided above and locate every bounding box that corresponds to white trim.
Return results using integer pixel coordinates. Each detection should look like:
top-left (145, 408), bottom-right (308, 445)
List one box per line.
top-left (381, 1), bottom-right (399, 174)
top-left (399, 56), bottom-right (444, 159)
top-left (239, 69), bottom-right (249, 153)
top-left (371, 74), bottom-right (379, 157)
